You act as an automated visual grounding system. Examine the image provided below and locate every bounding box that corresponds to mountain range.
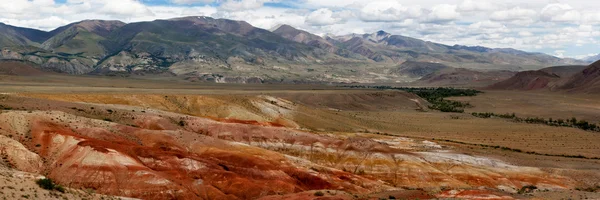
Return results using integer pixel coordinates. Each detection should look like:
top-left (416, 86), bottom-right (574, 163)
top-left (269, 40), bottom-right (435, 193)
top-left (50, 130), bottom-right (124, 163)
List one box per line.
top-left (583, 54), bottom-right (600, 63)
top-left (0, 16), bottom-right (589, 83)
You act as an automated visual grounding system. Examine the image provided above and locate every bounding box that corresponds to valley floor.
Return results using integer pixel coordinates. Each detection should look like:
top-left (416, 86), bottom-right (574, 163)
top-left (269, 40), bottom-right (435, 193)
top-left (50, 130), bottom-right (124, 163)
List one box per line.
top-left (0, 75), bottom-right (599, 200)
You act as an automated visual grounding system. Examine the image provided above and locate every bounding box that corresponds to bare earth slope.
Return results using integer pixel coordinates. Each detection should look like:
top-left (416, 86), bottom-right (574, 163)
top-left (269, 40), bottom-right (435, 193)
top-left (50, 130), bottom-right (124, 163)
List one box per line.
top-left (487, 70), bottom-right (561, 90)
top-left (488, 62), bottom-right (598, 92)
top-left (0, 60), bottom-right (50, 76)
top-left (417, 68), bottom-right (516, 87)
top-left (539, 65), bottom-right (587, 78)
top-left (561, 60), bottom-right (600, 93)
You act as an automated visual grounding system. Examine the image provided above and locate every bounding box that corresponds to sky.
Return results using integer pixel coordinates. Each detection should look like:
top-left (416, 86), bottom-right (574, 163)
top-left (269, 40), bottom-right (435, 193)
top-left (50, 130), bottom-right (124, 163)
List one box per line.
top-left (1, 0), bottom-right (599, 59)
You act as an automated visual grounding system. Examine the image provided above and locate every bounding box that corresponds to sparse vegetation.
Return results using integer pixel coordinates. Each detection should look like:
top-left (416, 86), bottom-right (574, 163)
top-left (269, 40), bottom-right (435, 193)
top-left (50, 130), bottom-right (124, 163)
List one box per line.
top-left (576, 185), bottom-right (600, 192)
top-left (0, 104), bottom-right (13, 110)
top-left (343, 86), bottom-right (481, 113)
top-left (436, 138), bottom-right (600, 160)
top-left (472, 112), bottom-right (600, 132)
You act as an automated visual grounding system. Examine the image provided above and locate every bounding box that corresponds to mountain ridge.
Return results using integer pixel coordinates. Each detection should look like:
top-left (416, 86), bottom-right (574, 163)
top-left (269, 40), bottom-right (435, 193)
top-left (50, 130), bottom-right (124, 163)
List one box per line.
top-left (0, 17), bottom-right (587, 83)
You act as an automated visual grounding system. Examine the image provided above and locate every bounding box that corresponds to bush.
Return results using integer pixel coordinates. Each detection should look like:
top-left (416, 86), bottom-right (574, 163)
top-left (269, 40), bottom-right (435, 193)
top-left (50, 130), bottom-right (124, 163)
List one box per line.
top-left (518, 185), bottom-right (537, 194)
top-left (314, 191), bottom-right (325, 196)
top-left (36, 178), bottom-right (65, 193)
top-left (36, 178), bottom-right (55, 190)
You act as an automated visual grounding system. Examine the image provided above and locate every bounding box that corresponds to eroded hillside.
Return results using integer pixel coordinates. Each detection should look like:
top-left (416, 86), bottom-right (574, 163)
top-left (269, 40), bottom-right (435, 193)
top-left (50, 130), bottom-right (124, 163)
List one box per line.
top-left (0, 90), bottom-right (598, 200)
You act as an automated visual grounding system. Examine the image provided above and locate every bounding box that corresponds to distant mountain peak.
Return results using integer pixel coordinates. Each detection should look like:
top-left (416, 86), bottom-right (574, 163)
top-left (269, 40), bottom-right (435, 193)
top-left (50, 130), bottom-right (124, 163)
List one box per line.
top-left (271, 24), bottom-right (335, 52)
top-left (272, 24), bottom-right (298, 32)
top-left (169, 16), bottom-right (214, 21)
top-left (366, 30), bottom-right (391, 42)
top-left (376, 30), bottom-right (390, 36)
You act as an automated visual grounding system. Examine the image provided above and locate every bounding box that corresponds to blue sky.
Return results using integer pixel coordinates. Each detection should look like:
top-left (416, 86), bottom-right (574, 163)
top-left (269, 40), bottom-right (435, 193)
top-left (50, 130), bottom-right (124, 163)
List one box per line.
top-left (1, 0), bottom-right (599, 59)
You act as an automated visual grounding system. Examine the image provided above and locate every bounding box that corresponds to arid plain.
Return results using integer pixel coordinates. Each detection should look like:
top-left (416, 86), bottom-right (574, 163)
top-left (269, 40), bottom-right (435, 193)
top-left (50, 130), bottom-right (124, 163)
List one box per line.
top-left (0, 73), bottom-right (598, 200)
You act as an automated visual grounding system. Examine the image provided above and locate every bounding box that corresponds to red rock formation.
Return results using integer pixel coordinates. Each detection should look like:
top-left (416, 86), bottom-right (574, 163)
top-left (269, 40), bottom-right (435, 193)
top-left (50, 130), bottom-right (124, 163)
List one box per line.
top-left (0, 109), bottom-right (575, 200)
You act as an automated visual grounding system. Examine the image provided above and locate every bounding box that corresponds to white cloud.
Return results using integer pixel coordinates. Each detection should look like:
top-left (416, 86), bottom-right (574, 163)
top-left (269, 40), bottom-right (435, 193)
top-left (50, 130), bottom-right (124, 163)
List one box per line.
top-left (219, 0), bottom-right (276, 11)
top-left (468, 20), bottom-right (503, 29)
top-left (583, 13), bottom-right (600, 24)
top-left (541, 4), bottom-right (580, 23)
top-left (554, 50), bottom-right (566, 58)
top-left (305, 8), bottom-right (349, 26)
top-left (98, 0), bottom-right (154, 17)
top-left (170, 0), bottom-right (214, 4)
top-left (458, 0), bottom-right (495, 12)
top-left (359, 1), bottom-right (422, 22)
top-left (518, 31), bottom-right (533, 37)
top-left (490, 7), bottom-right (536, 21)
top-left (426, 4), bottom-right (460, 23)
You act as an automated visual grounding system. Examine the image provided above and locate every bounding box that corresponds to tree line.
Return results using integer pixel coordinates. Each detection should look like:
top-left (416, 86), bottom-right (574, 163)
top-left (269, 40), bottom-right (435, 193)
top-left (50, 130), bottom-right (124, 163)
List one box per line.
top-left (472, 112), bottom-right (600, 132)
top-left (342, 85), bottom-right (482, 113)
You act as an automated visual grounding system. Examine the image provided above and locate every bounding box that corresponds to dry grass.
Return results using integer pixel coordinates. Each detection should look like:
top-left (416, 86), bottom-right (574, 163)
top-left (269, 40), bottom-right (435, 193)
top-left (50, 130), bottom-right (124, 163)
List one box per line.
top-left (344, 111), bottom-right (600, 159)
top-left (451, 90), bottom-right (600, 123)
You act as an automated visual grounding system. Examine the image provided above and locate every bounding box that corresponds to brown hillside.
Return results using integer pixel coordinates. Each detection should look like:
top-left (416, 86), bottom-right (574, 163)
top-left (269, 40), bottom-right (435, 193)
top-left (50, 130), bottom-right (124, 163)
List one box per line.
top-left (539, 65), bottom-right (587, 78)
top-left (0, 60), bottom-right (48, 76)
top-left (487, 70), bottom-right (560, 90)
top-left (561, 60), bottom-right (600, 92)
top-left (416, 68), bottom-right (515, 87)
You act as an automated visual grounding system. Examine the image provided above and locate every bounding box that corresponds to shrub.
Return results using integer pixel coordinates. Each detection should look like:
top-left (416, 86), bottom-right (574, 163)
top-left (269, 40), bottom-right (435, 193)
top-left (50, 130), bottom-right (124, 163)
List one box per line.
top-left (314, 191), bottom-right (325, 196)
top-left (36, 178), bottom-right (65, 193)
top-left (36, 178), bottom-right (55, 190)
top-left (518, 185), bottom-right (537, 194)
